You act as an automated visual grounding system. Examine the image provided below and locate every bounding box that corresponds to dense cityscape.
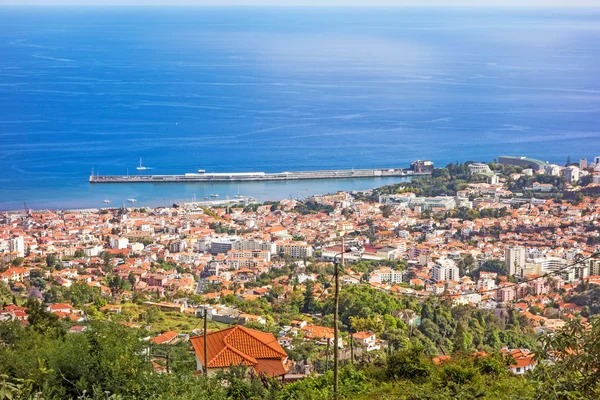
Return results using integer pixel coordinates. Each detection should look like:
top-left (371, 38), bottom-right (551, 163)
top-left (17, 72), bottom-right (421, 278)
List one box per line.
top-left (2, 156), bottom-right (600, 399)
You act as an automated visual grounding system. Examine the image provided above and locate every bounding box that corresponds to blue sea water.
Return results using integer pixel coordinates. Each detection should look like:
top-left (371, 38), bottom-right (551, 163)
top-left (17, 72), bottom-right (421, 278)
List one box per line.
top-left (1, 7), bottom-right (600, 210)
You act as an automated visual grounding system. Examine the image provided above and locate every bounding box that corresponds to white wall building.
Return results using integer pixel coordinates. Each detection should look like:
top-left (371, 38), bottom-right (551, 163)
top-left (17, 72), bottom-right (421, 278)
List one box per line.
top-left (368, 268), bottom-right (403, 284)
top-left (110, 236), bottom-right (129, 250)
top-left (505, 247), bottom-right (526, 277)
top-left (210, 236), bottom-right (240, 254)
top-left (477, 272), bottom-right (498, 291)
top-left (232, 239), bottom-right (276, 254)
top-left (83, 245), bottom-right (103, 257)
top-left (563, 166), bottom-right (580, 183)
top-left (432, 257), bottom-right (459, 282)
top-left (544, 164), bottom-right (562, 176)
top-left (9, 236), bottom-right (25, 257)
top-left (276, 241), bottom-right (313, 259)
top-left (468, 163), bottom-right (492, 175)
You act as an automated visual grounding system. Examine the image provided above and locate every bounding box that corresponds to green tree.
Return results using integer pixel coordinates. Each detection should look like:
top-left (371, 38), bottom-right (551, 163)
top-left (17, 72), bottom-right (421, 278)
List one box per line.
top-left (45, 254), bottom-right (57, 268)
top-left (11, 257), bottom-right (24, 267)
top-left (302, 281), bottom-right (316, 313)
top-left (23, 297), bottom-right (62, 335)
top-left (108, 275), bottom-right (127, 297)
top-left (532, 318), bottom-right (600, 399)
top-left (386, 345), bottom-right (432, 383)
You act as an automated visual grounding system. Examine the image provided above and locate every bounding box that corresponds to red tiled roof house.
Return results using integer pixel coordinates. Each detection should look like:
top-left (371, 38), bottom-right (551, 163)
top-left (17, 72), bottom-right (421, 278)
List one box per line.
top-left (190, 325), bottom-right (289, 378)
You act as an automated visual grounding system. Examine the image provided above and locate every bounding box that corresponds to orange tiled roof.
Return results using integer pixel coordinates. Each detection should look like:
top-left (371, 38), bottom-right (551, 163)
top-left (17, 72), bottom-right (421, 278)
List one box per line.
top-left (152, 331), bottom-right (178, 345)
top-left (190, 325), bottom-right (288, 377)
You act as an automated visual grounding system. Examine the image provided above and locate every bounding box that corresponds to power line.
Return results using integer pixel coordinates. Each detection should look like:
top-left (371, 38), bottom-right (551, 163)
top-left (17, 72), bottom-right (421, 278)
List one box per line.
top-left (331, 252), bottom-right (597, 303)
top-left (184, 253), bottom-right (600, 359)
top-left (432, 252), bottom-right (599, 299)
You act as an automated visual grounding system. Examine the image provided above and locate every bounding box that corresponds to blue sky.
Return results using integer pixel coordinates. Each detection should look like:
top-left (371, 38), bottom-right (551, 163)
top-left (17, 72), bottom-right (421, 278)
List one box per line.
top-left (1, 0), bottom-right (598, 6)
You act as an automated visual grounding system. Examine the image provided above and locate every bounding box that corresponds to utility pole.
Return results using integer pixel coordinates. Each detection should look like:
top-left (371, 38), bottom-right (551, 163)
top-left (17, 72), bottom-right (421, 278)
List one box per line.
top-left (333, 237), bottom-right (344, 399)
top-left (166, 349), bottom-right (170, 374)
top-left (326, 339), bottom-right (330, 372)
top-left (203, 308), bottom-right (208, 376)
top-left (349, 327), bottom-right (354, 365)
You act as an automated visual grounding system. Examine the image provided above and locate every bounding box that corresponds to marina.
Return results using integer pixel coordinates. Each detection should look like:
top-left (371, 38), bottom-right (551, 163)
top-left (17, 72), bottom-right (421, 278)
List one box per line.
top-left (89, 166), bottom-right (430, 184)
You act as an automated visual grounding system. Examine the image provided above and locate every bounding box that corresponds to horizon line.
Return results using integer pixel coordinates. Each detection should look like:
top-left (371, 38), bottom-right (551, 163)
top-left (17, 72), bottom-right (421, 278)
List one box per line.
top-left (2, 4), bottom-right (600, 7)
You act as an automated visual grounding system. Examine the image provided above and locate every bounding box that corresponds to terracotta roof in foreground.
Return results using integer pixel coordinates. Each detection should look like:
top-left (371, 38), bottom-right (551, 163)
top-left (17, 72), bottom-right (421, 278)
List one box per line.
top-left (190, 325), bottom-right (288, 377)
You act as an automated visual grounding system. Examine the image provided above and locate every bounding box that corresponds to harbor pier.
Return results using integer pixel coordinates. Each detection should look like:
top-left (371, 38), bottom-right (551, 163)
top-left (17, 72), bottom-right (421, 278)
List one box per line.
top-left (89, 167), bottom-right (431, 184)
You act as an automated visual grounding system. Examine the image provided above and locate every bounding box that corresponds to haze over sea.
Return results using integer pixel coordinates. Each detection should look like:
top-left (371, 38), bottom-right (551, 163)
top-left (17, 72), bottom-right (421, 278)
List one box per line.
top-left (1, 7), bottom-right (599, 210)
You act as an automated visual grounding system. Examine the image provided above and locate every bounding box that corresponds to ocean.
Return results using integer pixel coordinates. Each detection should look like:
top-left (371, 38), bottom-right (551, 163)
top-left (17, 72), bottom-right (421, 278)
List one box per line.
top-left (1, 7), bottom-right (599, 210)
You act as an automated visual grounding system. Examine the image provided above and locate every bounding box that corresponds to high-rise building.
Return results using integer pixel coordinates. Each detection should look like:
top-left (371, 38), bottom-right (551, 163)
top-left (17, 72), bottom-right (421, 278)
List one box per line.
top-left (594, 156), bottom-right (600, 165)
top-left (564, 166), bottom-right (580, 183)
top-left (580, 159), bottom-right (588, 170)
top-left (505, 246), bottom-right (526, 277)
top-left (432, 257), bottom-right (459, 282)
top-left (9, 236), bottom-right (25, 257)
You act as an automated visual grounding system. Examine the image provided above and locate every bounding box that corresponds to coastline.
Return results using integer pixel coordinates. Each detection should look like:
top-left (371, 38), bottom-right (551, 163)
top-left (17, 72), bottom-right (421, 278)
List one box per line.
top-left (0, 176), bottom-right (413, 212)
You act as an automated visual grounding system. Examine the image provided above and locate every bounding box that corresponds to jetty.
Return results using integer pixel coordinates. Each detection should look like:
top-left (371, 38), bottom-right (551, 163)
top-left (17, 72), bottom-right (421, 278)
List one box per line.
top-left (89, 166), bottom-right (431, 184)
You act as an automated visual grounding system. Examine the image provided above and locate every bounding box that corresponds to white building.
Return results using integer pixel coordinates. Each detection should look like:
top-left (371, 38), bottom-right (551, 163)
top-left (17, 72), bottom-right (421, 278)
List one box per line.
top-left (505, 247), bottom-right (526, 277)
top-left (544, 164), bottom-right (562, 176)
top-left (593, 175), bottom-right (600, 184)
top-left (110, 236), bottom-right (129, 250)
top-left (128, 242), bottom-right (144, 253)
top-left (530, 257), bottom-right (567, 274)
top-left (169, 240), bottom-right (187, 253)
top-left (210, 236), bottom-right (240, 254)
top-left (9, 236), bottom-right (25, 257)
top-left (276, 241), bottom-right (313, 259)
top-left (297, 273), bottom-right (317, 284)
top-left (563, 166), bottom-right (580, 183)
top-left (409, 196), bottom-right (456, 211)
top-left (83, 245), bottom-right (103, 257)
top-left (352, 331), bottom-right (380, 352)
top-left (232, 239), bottom-right (276, 254)
top-left (431, 257), bottom-right (459, 282)
top-left (477, 272), bottom-right (498, 291)
top-left (468, 163), bottom-right (492, 175)
top-left (368, 268), bottom-right (403, 284)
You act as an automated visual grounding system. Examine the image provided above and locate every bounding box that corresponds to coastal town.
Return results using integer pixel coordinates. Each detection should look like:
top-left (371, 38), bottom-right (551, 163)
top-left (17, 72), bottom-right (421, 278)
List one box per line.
top-left (1, 156), bottom-right (600, 395)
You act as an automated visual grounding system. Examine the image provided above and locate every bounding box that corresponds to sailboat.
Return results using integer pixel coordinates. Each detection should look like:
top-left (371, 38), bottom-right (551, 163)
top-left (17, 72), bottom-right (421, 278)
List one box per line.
top-left (234, 184), bottom-right (244, 199)
top-left (136, 158), bottom-right (148, 171)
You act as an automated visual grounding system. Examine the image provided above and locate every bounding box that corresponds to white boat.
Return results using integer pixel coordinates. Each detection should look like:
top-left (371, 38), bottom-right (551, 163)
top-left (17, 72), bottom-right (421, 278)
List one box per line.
top-left (210, 194), bottom-right (219, 198)
top-left (234, 185), bottom-right (243, 198)
top-left (136, 158), bottom-right (148, 171)
top-left (103, 200), bottom-right (111, 204)
top-left (127, 198), bottom-right (137, 203)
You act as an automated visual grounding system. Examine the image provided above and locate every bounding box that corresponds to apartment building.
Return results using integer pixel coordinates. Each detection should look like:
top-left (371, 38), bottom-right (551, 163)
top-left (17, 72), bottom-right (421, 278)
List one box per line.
top-left (431, 257), bottom-right (459, 282)
top-left (505, 246), bottom-right (526, 277)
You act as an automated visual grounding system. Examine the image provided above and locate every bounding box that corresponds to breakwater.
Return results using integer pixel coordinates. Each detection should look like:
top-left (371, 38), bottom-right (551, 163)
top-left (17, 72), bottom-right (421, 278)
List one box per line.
top-left (89, 168), bottom-right (430, 184)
